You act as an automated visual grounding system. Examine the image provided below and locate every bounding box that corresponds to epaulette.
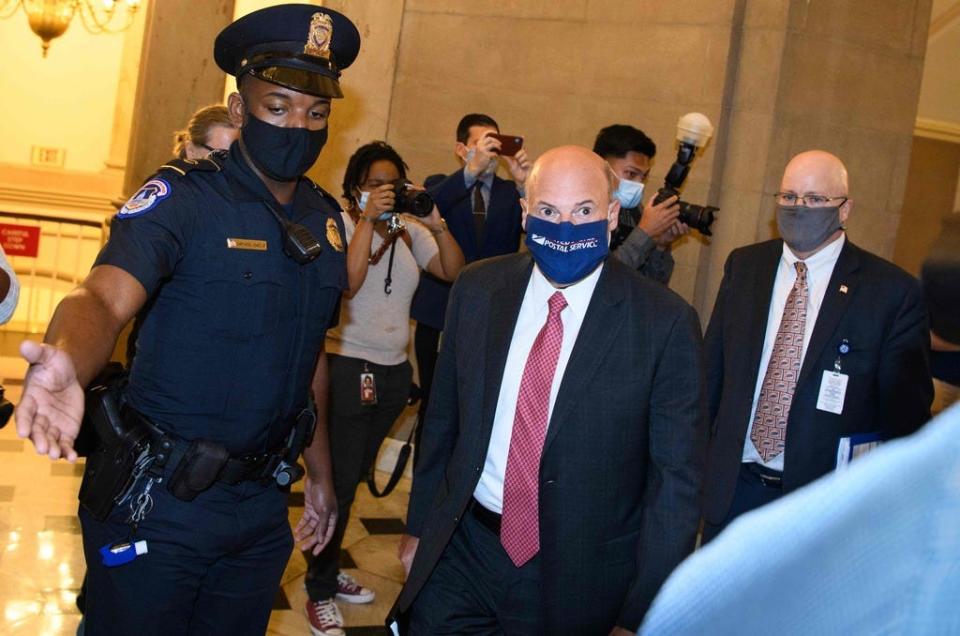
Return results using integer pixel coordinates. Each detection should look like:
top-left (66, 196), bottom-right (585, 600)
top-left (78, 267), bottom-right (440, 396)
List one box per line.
top-left (306, 178), bottom-right (343, 212)
top-left (158, 151), bottom-right (226, 177)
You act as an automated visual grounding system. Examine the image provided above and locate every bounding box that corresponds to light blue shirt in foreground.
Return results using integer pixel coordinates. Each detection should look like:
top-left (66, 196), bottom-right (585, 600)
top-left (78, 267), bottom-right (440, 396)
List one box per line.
top-left (641, 403), bottom-right (960, 636)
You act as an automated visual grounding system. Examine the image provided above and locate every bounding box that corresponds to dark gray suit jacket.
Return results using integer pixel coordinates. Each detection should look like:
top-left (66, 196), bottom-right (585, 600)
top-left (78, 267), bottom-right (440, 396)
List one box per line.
top-left (393, 254), bottom-right (707, 632)
top-left (702, 238), bottom-right (933, 525)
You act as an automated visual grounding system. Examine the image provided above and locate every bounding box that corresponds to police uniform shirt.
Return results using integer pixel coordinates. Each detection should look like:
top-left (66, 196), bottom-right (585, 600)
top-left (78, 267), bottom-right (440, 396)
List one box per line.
top-left (96, 143), bottom-right (347, 454)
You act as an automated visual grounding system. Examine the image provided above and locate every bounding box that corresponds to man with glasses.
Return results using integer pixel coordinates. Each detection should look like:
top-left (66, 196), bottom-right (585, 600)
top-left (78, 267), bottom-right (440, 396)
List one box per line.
top-left (700, 150), bottom-right (932, 543)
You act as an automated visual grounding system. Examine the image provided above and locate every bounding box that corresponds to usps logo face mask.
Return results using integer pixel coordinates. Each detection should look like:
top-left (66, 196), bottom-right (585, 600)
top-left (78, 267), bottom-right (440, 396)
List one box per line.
top-left (524, 216), bottom-right (609, 285)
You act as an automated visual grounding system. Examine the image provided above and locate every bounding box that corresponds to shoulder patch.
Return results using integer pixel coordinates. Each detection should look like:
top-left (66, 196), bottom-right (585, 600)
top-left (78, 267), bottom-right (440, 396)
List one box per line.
top-left (117, 178), bottom-right (172, 218)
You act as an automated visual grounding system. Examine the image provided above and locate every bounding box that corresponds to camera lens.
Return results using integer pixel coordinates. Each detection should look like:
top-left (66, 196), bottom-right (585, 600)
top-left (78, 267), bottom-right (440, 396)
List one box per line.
top-left (677, 202), bottom-right (718, 236)
top-left (391, 180), bottom-right (434, 218)
top-left (408, 191), bottom-right (434, 218)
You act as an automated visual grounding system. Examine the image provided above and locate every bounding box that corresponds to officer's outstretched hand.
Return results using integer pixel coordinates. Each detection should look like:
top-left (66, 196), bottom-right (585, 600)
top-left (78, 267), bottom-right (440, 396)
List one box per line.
top-left (296, 475), bottom-right (338, 555)
top-left (15, 340), bottom-right (84, 462)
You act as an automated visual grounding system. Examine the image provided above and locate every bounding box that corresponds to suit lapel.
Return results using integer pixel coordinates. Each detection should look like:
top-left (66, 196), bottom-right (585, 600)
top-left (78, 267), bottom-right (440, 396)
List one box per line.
top-left (543, 261), bottom-right (625, 454)
top-left (796, 240), bottom-right (861, 389)
top-left (743, 242), bottom-right (782, 386)
top-left (479, 256), bottom-right (534, 446)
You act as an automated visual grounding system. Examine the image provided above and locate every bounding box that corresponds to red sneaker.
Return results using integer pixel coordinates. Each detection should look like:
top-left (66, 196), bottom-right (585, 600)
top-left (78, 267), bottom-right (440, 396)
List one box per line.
top-left (336, 572), bottom-right (376, 604)
top-left (305, 598), bottom-right (344, 636)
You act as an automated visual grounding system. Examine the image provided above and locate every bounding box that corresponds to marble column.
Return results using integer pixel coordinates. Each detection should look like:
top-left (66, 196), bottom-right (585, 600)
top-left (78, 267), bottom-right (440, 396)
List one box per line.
top-left (695, 0), bottom-right (934, 317)
top-left (121, 0), bottom-right (235, 198)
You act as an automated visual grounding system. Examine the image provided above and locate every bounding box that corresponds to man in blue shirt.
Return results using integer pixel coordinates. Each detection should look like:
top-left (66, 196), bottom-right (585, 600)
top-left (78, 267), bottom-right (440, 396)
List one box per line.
top-left (641, 402), bottom-right (960, 636)
top-left (15, 5), bottom-right (360, 634)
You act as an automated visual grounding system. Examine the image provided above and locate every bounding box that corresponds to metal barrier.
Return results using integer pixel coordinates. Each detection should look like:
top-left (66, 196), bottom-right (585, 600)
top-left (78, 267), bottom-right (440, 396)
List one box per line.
top-left (0, 211), bottom-right (108, 335)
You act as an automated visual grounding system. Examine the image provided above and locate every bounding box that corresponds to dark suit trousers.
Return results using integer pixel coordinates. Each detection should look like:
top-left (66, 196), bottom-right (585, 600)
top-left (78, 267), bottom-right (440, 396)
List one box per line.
top-left (409, 507), bottom-right (542, 635)
top-left (305, 354), bottom-right (412, 600)
top-left (701, 463), bottom-right (783, 544)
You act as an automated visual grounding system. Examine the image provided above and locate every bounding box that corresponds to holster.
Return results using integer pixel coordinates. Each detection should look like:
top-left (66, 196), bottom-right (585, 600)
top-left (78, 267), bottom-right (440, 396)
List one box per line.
top-left (78, 383), bottom-right (150, 521)
top-left (166, 439), bottom-right (230, 501)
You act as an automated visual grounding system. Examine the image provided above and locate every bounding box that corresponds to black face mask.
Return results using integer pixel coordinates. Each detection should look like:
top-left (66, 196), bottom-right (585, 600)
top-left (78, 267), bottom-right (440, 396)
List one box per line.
top-left (241, 111), bottom-right (327, 182)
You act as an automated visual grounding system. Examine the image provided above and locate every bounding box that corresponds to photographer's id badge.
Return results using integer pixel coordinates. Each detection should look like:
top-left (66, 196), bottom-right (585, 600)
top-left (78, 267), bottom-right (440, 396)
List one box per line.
top-left (816, 370), bottom-right (848, 415)
top-left (360, 372), bottom-right (378, 405)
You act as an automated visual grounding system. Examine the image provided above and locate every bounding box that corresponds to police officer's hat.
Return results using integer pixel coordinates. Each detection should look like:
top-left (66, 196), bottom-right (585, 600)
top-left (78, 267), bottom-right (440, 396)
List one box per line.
top-left (215, 4), bottom-right (360, 99)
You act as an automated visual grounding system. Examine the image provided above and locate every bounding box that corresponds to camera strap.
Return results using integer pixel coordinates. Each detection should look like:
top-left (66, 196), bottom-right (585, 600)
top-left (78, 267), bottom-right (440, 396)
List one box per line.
top-left (368, 223), bottom-right (408, 265)
top-left (366, 411), bottom-right (418, 499)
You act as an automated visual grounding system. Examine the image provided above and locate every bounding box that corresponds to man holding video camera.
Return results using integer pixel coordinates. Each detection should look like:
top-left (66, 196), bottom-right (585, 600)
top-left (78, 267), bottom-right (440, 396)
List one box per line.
top-left (594, 124), bottom-right (688, 285)
top-left (410, 113), bottom-right (529, 453)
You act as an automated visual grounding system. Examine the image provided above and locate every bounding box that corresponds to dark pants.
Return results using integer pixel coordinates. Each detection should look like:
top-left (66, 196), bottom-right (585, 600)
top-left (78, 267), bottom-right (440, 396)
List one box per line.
top-left (79, 477), bottom-right (292, 636)
top-left (701, 462), bottom-right (784, 544)
top-left (413, 323), bottom-right (441, 467)
top-left (305, 354), bottom-right (412, 600)
top-left (409, 504), bottom-right (542, 635)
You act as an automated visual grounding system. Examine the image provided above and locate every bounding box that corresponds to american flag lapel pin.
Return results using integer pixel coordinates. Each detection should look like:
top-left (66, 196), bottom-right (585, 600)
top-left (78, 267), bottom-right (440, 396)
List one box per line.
top-left (839, 284), bottom-right (848, 294)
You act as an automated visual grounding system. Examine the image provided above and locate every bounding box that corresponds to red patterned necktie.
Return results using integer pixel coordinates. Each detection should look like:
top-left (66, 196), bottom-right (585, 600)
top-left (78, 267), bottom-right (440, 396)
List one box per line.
top-left (500, 291), bottom-right (567, 567)
top-left (750, 261), bottom-right (809, 462)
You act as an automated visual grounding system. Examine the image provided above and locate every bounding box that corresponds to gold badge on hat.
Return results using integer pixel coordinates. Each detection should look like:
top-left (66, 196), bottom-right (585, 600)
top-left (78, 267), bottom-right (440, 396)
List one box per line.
top-left (304, 12), bottom-right (333, 59)
top-left (326, 218), bottom-right (344, 252)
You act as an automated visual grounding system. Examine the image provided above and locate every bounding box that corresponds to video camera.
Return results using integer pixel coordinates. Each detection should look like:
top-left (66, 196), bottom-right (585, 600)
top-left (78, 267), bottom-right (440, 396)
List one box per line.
top-left (652, 113), bottom-right (719, 236)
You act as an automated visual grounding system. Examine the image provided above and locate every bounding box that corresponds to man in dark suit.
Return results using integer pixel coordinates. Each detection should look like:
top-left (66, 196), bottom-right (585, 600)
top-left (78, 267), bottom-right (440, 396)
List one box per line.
top-left (411, 113), bottom-right (529, 452)
top-left (392, 146), bottom-right (707, 634)
top-left (702, 150), bottom-right (933, 542)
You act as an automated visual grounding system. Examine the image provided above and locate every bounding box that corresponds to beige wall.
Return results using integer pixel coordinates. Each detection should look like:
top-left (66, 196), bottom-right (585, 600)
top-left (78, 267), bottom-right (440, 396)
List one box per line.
top-left (919, 0), bottom-right (960, 124)
top-left (893, 136), bottom-right (960, 276)
top-left (696, 0), bottom-right (932, 317)
top-left (122, 0), bottom-right (235, 197)
top-left (0, 0), bottom-right (938, 319)
top-left (384, 0), bottom-right (933, 317)
top-left (0, 9), bottom-right (130, 172)
top-left (386, 0), bottom-right (739, 303)
top-left (0, 3), bottom-right (147, 220)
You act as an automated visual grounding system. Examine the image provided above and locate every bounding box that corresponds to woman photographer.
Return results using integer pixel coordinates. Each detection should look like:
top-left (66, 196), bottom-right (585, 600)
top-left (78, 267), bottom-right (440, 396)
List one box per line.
top-left (304, 141), bottom-right (463, 634)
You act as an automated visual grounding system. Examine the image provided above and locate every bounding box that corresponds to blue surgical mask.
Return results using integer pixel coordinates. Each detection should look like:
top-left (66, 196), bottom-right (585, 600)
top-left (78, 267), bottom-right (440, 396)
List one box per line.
top-left (614, 178), bottom-right (645, 209)
top-left (525, 216), bottom-right (609, 285)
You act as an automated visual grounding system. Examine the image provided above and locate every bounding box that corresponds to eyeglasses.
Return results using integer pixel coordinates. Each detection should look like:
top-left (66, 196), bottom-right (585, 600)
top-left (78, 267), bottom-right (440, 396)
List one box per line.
top-left (775, 192), bottom-right (848, 207)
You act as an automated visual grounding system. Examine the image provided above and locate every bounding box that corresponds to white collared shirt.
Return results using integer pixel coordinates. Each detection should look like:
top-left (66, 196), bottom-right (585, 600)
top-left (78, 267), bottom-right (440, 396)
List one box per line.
top-left (742, 234), bottom-right (846, 470)
top-left (473, 263), bottom-right (603, 513)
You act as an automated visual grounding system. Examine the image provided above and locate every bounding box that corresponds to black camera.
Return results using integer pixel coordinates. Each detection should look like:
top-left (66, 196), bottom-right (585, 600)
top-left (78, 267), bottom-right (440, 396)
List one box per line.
top-left (652, 115), bottom-right (719, 236)
top-left (390, 180), bottom-right (433, 218)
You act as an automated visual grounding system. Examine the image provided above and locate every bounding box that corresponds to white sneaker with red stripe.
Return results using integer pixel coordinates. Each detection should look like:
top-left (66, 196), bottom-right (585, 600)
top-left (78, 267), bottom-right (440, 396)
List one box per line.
top-left (305, 598), bottom-right (344, 636)
top-left (335, 571), bottom-right (375, 604)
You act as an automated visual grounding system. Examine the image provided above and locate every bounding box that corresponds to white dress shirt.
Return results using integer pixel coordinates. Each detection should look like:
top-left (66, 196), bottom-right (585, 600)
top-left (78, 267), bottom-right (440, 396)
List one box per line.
top-left (473, 263), bottom-right (603, 513)
top-left (742, 234), bottom-right (846, 470)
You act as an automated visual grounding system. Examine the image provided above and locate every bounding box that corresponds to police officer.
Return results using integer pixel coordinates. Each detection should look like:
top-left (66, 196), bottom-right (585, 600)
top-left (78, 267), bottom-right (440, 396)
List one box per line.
top-left (14, 5), bottom-right (360, 635)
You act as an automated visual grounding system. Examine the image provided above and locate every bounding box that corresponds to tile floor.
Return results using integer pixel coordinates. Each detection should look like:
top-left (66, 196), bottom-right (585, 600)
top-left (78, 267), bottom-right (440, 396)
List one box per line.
top-left (0, 358), bottom-right (410, 635)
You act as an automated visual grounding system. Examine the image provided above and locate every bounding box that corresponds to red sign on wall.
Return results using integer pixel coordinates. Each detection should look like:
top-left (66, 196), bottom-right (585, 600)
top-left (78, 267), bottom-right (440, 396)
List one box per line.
top-left (0, 223), bottom-right (41, 258)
